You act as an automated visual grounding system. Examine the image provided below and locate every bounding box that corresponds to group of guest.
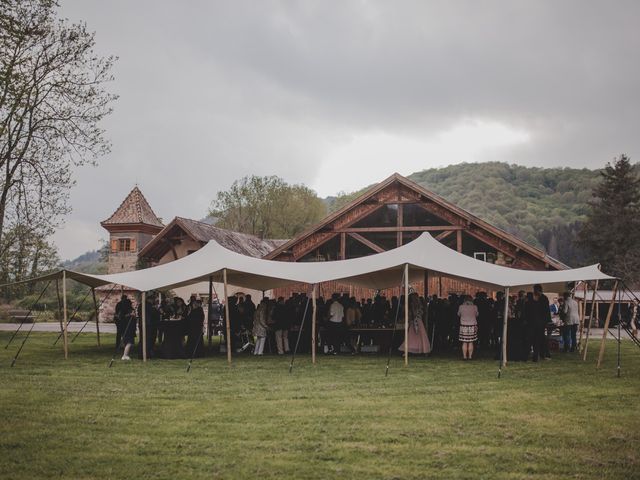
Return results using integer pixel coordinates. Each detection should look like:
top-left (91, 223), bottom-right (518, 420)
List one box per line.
top-left (113, 284), bottom-right (583, 362)
top-left (113, 294), bottom-right (205, 360)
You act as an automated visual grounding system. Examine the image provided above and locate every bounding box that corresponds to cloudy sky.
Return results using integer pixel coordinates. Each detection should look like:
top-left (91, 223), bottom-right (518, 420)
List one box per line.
top-left (55, 0), bottom-right (640, 260)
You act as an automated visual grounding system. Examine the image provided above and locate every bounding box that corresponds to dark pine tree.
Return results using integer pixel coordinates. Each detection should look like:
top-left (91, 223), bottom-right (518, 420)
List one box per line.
top-left (579, 155), bottom-right (640, 286)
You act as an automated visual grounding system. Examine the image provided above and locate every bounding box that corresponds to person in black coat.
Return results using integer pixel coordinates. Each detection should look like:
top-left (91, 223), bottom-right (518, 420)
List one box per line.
top-left (114, 295), bottom-right (133, 349)
top-left (137, 296), bottom-right (156, 359)
top-left (530, 284), bottom-right (552, 362)
top-left (185, 299), bottom-right (205, 358)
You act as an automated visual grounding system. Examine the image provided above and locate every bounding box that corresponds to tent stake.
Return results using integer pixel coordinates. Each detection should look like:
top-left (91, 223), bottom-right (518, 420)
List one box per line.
top-left (582, 279), bottom-right (599, 360)
top-left (596, 280), bottom-right (619, 369)
top-left (223, 268), bottom-right (232, 365)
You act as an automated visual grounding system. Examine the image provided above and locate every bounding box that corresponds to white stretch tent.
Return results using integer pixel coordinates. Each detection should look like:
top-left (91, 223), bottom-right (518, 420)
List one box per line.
top-left (10, 233), bottom-right (616, 366)
top-left (41, 232), bottom-right (614, 292)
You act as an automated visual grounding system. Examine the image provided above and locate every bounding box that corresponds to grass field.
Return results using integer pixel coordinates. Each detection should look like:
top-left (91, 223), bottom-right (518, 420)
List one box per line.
top-left (1, 332), bottom-right (639, 479)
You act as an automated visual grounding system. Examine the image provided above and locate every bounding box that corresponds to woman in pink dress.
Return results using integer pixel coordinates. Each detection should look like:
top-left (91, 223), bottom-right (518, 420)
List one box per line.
top-left (399, 293), bottom-right (432, 355)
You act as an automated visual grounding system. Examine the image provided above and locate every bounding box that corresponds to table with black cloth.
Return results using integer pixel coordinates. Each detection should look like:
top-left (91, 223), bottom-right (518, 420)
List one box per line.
top-left (158, 319), bottom-right (186, 359)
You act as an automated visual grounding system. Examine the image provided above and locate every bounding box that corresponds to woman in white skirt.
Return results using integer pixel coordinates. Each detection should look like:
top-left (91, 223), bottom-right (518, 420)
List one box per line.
top-left (457, 295), bottom-right (479, 360)
top-left (252, 298), bottom-right (269, 355)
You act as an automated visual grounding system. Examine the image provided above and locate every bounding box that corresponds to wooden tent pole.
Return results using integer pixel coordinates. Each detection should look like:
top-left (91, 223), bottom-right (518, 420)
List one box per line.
top-left (404, 263), bottom-right (409, 367)
top-left (596, 280), bottom-right (619, 369)
top-left (55, 278), bottom-right (64, 337)
top-left (223, 268), bottom-right (232, 365)
top-left (62, 271), bottom-right (69, 360)
top-left (582, 279), bottom-right (599, 360)
top-left (208, 276), bottom-right (213, 349)
top-left (577, 281), bottom-right (587, 350)
top-left (92, 287), bottom-right (100, 346)
top-left (141, 291), bottom-right (147, 362)
top-left (501, 287), bottom-right (510, 368)
top-left (312, 284), bottom-right (317, 365)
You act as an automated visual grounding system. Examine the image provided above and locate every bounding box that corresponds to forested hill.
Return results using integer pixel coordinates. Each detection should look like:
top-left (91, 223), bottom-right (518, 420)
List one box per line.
top-left (410, 162), bottom-right (594, 235)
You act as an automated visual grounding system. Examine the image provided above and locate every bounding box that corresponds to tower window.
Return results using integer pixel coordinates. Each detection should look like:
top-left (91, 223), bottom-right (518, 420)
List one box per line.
top-left (119, 239), bottom-right (131, 252)
top-left (111, 238), bottom-right (136, 253)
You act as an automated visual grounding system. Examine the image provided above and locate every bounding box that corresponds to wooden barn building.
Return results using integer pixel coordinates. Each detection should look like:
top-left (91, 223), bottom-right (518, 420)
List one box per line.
top-left (264, 173), bottom-right (566, 299)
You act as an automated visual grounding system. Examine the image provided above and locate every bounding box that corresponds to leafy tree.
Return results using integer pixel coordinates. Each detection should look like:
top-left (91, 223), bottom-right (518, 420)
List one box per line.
top-left (579, 155), bottom-right (640, 285)
top-left (210, 175), bottom-right (326, 239)
top-left (0, 0), bottom-right (116, 288)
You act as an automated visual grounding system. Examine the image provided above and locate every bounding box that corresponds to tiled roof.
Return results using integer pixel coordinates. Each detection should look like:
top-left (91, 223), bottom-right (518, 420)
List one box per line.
top-left (138, 216), bottom-right (288, 260)
top-left (176, 217), bottom-right (287, 257)
top-left (101, 186), bottom-right (164, 228)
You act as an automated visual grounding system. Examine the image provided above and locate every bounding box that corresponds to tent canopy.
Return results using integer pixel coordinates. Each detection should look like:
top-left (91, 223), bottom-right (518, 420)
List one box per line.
top-left (7, 233), bottom-right (615, 293)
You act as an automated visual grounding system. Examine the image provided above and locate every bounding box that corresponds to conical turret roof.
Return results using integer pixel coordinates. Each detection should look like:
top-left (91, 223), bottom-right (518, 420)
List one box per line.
top-left (101, 186), bottom-right (164, 230)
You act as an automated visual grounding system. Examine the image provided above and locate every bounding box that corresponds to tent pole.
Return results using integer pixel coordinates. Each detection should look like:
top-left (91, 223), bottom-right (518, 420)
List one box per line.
top-left (582, 279), bottom-right (599, 360)
top-left (141, 291), bottom-right (147, 362)
top-left (92, 287), bottom-right (100, 347)
top-left (596, 280), bottom-right (619, 369)
top-left (404, 263), bottom-right (409, 367)
top-left (208, 276), bottom-right (213, 349)
top-left (501, 287), bottom-right (510, 368)
top-left (223, 268), bottom-right (232, 365)
top-left (55, 278), bottom-right (64, 339)
top-left (577, 281), bottom-right (587, 351)
top-left (312, 283), bottom-right (317, 365)
top-left (617, 288), bottom-right (622, 378)
top-left (62, 271), bottom-right (69, 360)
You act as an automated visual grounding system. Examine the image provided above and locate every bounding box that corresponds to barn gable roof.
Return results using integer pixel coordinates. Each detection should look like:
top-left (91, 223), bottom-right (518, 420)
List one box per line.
top-left (264, 172), bottom-right (567, 270)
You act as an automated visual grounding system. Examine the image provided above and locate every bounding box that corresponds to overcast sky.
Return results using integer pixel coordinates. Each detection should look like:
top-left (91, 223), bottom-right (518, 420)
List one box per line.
top-left (54, 0), bottom-right (640, 260)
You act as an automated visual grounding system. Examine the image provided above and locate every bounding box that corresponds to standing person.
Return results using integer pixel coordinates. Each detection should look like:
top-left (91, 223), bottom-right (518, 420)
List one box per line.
top-left (121, 300), bottom-right (137, 361)
top-left (114, 295), bottom-right (133, 349)
top-left (631, 301), bottom-right (639, 338)
top-left (185, 299), bottom-right (205, 358)
top-left (561, 292), bottom-right (580, 352)
top-left (327, 293), bottom-right (344, 354)
top-left (137, 295), bottom-right (156, 359)
top-left (457, 295), bottom-right (479, 360)
top-left (243, 294), bottom-right (256, 331)
top-left (272, 297), bottom-right (290, 355)
top-left (511, 290), bottom-right (527, 361)
top-left (399, 292), bottom-right (431, 355)
top-left (531, 284), bottom-right (552, 362)
top-left (252, 298), bottom-right (269, 355)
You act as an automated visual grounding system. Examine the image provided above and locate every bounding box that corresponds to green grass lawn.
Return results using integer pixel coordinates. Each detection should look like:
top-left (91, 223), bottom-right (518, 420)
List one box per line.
top-left (1, 332), bottom-right (639, 479)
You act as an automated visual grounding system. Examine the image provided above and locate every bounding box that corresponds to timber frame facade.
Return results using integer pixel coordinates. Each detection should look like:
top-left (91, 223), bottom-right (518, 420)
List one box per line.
top-left (265, 173), bottom-right (565, 297)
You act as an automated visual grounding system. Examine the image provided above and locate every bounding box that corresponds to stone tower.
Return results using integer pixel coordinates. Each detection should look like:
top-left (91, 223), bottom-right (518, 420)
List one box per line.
top-left (101, 186), bottom-right (164, 274)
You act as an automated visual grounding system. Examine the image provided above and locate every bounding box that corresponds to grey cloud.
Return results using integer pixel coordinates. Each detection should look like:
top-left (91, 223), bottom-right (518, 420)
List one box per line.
top-left (55, 0), bottom-right (640, 259)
